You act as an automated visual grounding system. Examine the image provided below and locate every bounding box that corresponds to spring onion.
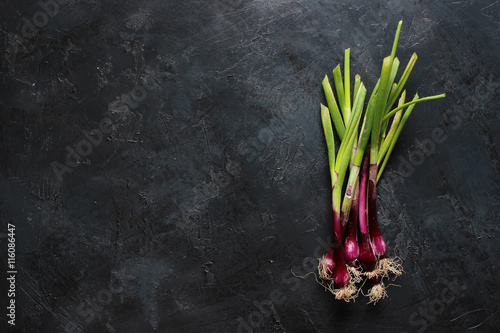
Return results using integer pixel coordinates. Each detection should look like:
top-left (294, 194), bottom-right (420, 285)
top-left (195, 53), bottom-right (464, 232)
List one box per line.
top-left (316, 20), bottom-right (445, 303)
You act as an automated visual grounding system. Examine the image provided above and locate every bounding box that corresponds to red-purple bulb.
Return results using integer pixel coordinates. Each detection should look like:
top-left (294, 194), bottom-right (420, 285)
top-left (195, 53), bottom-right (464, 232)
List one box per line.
top-left (359, 233), bottom-right (377, 272)
top-left (344, 181), bottom-right (360, 266)
top-left (344, 234), bottom-right (359, 265)
top-left (370, 225), bottom-right (387, 259)
top-left (333, 244), bottom-right (350, 288)
top-left (370, 275), bottom-right (381, 285)
top-left (319, 244), bottom-right (335, 279)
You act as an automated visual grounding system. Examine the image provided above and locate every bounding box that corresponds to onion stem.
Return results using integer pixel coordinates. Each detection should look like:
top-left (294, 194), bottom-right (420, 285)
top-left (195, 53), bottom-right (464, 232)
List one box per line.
top-left (382, 93), bottom-right (446, 123)
top-left (316, 20), bottom-right (444, 302)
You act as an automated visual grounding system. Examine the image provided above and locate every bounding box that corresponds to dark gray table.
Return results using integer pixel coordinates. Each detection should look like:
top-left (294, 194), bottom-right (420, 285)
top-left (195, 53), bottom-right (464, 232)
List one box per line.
top-left (1, 0), bottom-right (499, 332)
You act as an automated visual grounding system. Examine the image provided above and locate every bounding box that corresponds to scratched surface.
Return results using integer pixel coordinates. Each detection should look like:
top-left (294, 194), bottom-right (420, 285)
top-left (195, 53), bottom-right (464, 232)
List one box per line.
top-left (1, 0), bottom-right (499, 332)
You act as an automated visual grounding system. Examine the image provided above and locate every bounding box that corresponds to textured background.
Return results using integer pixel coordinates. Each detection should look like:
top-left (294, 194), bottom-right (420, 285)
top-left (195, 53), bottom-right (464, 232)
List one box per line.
top-left (1, 0), bottom-right (499, 332)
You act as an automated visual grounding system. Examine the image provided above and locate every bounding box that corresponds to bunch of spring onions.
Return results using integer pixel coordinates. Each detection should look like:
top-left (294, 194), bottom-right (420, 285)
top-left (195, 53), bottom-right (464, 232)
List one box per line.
top-left (317, 21), bottom-right (445, 303)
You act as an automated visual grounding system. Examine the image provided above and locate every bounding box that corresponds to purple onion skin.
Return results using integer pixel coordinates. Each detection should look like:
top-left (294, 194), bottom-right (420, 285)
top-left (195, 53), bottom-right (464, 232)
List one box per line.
top-left (359, 150), bottom-right (370, 234)
top-left (368, 163), bottom-right (387, 259)
top-left (333, 243), bottom-right (350, 288)
top-left (344, 183), bottom-right (360, 265)
top-left (344, 235), bottom-right (359, 265)
top-left (358, 151), bottom-right (377, 271)
top-left (333, 212), bottom-right (350, 287)
top-left (369, 275), bottom-right (380, 285)
top-left (359, 232), bottom-right (377, 272)
top-left (370, 224), bottom-right (387, 259)
top-left (320, 243), bottom-right (336, 277)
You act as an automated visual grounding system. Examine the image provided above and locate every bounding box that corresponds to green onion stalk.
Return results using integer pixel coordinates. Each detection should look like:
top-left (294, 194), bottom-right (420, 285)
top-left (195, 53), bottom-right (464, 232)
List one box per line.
top-left (318, 48), bottom-right (367, 299)
top-left (317, 20), bottom-right (445, 302)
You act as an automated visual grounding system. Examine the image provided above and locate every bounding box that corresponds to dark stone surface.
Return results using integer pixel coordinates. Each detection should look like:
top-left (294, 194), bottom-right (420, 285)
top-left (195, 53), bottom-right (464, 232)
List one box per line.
top-left (1, 0), bottom-right (499, 332)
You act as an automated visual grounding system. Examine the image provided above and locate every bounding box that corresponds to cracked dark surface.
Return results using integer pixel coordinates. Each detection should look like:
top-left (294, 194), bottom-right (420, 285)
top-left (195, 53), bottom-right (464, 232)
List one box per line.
top-left (1, 0), bottom-right (499, 332)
